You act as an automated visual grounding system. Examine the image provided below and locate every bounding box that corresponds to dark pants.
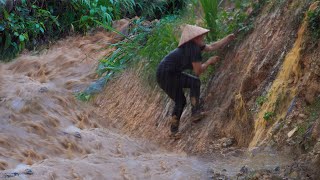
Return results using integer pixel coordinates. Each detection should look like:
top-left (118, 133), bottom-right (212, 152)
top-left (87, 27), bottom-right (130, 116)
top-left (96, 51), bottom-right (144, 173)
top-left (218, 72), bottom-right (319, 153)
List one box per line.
top-left (157, 70), bottom-right (200, 119)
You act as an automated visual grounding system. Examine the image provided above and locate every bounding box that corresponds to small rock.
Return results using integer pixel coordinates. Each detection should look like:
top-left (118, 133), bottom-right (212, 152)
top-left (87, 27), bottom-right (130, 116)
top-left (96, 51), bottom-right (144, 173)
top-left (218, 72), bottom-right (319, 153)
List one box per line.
top-left (39, 87), bottom-right (48, 93)
top-left (222, 137), bottom-right (235, 148)
top-left (4, 172), bottom-right (19, 178)
top-left (74, 132), bottom-right (81, 139)
top-left (287, 127), bottom-right (298, 138)
top-left (298, 114), bottom-right (306, 119)
top-left (240, 166), bottom-right (249, 174)
top-left (274, 166), bottom-right (280, 172)
top-left (24, 169), bottom-right (33, 175)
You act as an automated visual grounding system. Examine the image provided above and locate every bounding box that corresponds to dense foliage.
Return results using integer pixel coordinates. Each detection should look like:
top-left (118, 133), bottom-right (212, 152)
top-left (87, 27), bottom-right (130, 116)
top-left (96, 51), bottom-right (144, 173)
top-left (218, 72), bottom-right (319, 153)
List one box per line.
top-left (0, 0), bottom-right (186, 61)
top-left (307, 5), bottom-right (320, 40)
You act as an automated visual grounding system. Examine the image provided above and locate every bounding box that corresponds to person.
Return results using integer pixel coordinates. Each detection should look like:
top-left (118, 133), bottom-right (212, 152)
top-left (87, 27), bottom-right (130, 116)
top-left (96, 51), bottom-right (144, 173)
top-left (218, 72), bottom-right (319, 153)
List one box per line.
top-left (156, 24), bottom-right (235, 135)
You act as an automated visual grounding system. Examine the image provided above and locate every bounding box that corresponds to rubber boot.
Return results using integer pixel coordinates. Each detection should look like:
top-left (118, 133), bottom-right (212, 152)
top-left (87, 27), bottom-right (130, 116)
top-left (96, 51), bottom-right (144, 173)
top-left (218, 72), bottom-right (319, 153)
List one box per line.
top-left (169, 115), bottom-right (182, 140)
top-left (191, 97), bottom-right (206, 122)
top-left (170, 115), bottom-right (179, 134)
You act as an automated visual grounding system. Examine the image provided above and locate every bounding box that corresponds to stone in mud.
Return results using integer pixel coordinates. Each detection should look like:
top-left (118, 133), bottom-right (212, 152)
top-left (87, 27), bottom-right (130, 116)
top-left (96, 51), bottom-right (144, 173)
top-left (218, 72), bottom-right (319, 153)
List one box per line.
top-left (24, 168), bottom-right (33, 175)
top-left (4, 172), bottom-right (19, 178)
top-left (39, 87), bottom-right (48, 93)
top-left (240, 166), bottom-right (249, 174)
top-left (74, 132), bottom-right (81, 139)
top-left (287, 127), bottom-right (298, 138)
top-left (298, 114), bottom-right (306, 119)
top-left (221, 137), bottom-right (235, 148)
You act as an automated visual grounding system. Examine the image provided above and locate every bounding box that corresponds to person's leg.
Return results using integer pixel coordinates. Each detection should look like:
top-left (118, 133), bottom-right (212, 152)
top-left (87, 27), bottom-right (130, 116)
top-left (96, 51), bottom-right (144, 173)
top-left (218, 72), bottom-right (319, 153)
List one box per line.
top-left (178, 73), bottom-right (207, 122)
top-left (157, 72), bottom-right (186, 133)
top-left (170, 87), bottom-right (186, 133)
top-left (179, 73), bottom-right (202, 116)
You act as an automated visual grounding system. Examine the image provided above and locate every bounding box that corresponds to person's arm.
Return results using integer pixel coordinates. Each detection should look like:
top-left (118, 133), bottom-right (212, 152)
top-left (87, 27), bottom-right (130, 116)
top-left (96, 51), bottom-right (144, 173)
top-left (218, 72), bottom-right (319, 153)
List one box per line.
top-left (203, 34), bottom-right (235, 52)
top-left (192, 56), bottom-right (220, 76)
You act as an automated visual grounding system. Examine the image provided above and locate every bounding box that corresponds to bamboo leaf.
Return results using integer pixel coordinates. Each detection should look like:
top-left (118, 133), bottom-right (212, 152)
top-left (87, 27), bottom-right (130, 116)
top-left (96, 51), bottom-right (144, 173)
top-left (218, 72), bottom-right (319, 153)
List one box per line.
top-left (19, 35), bottom-right (25, 42)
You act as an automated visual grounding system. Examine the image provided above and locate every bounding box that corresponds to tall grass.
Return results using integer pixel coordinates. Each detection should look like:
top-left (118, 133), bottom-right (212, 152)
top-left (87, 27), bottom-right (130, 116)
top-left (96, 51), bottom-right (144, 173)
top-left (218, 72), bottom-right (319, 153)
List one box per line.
top-left (199, 0), bottom-right (219, 41)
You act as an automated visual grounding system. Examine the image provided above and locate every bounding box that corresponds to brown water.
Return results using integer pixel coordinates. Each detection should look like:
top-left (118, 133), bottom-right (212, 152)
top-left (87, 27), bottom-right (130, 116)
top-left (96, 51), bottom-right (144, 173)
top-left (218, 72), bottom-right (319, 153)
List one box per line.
top-left (0, 31), bottom-right (293, 179)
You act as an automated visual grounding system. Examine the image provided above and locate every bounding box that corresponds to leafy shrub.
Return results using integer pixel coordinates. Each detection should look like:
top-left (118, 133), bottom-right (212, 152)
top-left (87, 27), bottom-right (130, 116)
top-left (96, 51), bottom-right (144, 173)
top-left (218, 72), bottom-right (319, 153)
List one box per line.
top-left (0, 4), bottom-right (59, 60)
top-left (307, 5), bottom-right (320, 40)
top-left (1, 0), bottom-right (186, 61)
top-left (128, 0), bottom-right (187, 20)
top-left (263, 112), bottom-right (275, 121)
top-left (256, 96), bottom-right (267, 106)
top-left (0, 0), bottom-right (121, 61)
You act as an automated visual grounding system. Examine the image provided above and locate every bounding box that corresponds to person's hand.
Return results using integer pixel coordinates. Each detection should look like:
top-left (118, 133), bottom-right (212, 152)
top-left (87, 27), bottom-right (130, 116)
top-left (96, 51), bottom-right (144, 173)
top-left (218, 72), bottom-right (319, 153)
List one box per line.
top-left (207, 56), bottom-right (220, 65)
top-left (228, 33), bottom-right (236, 41)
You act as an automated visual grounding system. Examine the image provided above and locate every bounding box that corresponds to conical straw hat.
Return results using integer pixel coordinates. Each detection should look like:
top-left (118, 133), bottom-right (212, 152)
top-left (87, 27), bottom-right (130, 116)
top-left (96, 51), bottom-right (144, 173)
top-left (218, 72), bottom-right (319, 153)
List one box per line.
top-left (178, 24), bottom-right (210, 47)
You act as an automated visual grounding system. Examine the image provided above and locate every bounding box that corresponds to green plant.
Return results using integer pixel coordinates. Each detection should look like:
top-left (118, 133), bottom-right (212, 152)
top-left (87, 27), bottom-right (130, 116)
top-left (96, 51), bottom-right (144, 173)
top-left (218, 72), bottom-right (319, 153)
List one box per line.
top-left (0, 0), bottom-right (189, 61)
top-left (97, 15), bottom-right (181, 82)
top-left (256, 95), bottom-right (267, 106)
top-left (307, 5), bottom-right (320, 40)
top-left (216, 6), bottom-right (251, 39)
top-left (297, 123), bottom-right (308, 136)
top-left (0, 4), bottom-right (60, 60)
top-left (263, 112), bottom-right (275, 121)
top-left (199, 0), bottom-right (219, 41)
top-left (0, 0), bottom-right (139, 61)
top-left (97, 18), bottom-right (151, 76)
top-left (139, 15), bottom-right (179, 82)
